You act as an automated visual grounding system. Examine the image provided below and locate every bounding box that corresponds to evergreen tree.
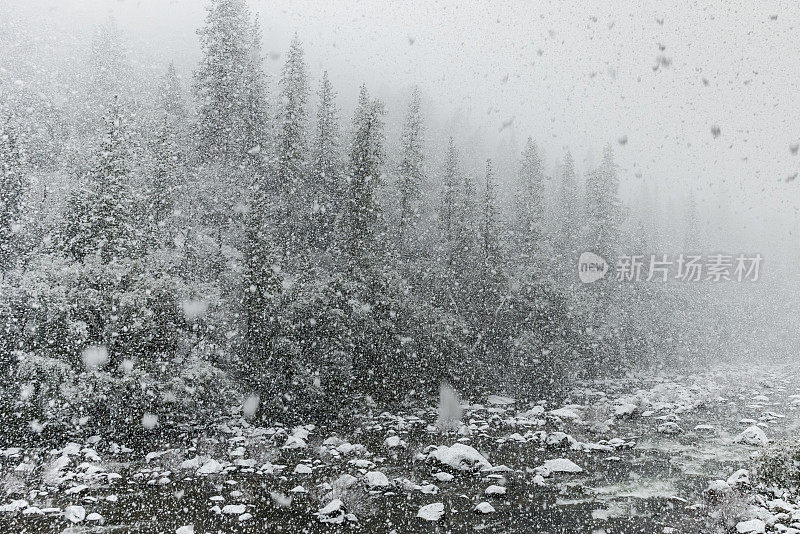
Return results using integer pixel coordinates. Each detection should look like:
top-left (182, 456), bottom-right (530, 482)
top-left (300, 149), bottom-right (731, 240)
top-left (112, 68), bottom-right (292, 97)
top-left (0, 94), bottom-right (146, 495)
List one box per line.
top-left (516, 137), bottom-right (545, 265)
top-left (309, 71), bottom-right (342, 249)
top-left (194, 0), bottom-right (254, 162)
top-left (0, 124), bottom-right (25, 272)
top-left (273, 35), bottom-right (309, 258)
top-left (397, 87), bottom-right (425, 253)
top-left (149, 116), bottom-right (182, 233)
top-left (88, 18), bottom-right (130, 108)
top-left (241, 173), bottom-right (283, 401)
top-left (480, 159), bottom-right (502, 291)
top-left (585, 145), bottom-right (623, 259)
top-left (439, 138), bottom-right (460, 267)
top-left (475, 159), bottom-right (505, 351)
top-left (149, 64), bottom-right (188, 237)
top-left (555, 150), bottom-right (581, 271)
top-left (62, 99), bottom-right (135, 261)
top-left (343, 85), bottom-right (385, 271)
top-left (159, 62), bottom-right (186, 119)
top-left (242, 15), bottom-right (271, 166)
top-left (275, 35), bottom-right (309, 192)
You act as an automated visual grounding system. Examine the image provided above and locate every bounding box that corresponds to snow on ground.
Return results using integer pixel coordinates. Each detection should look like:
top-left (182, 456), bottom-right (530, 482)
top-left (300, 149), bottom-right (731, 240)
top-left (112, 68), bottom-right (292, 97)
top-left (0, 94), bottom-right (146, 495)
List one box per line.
top-left (0, 364), bottom-right (799, 532)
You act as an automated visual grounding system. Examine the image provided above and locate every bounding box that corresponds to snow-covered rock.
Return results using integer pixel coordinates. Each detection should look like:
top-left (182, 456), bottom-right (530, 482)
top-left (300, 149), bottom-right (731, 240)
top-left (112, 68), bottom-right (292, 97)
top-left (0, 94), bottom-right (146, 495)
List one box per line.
top-left (176, 526), bottom-right (194, 534)
top-left (317, 499), bottom-right (345, 524)
top-left (222, 504), bottom-right (246, 515)
top-left (180, 456), bottom-right (202, 470)
top-left (657, 422), bottom-right (683, 435)
top-left (293, 463), bottom-right (312, 475)
top-left (705, 479), bottom-right (731, 499)
top-left (487, 395), bottom-right (515, 406)
top-left (485, 484), bottom-right (506, 496)
top-left (549, 407), bottom-right (582, 421)
top-left (727, 469), bottom-right (750, 487)
top-left (384, 435), bottom-right (406, 448)
top-left (736, 518), bottom-right (766, 534)
top-left (474, 501), bottom-right (495, 514)
top-left (540, 458), bottom-right (583, 475)
top-left (197, 458), bottom-right (224, 475)
top-left (614, 403), bottom-right (637, 417)
top-left (64, 505), bottom-right (86, 524)
top-left (427, 443), bottom-right (491, 472)
top-left (365, 471), bottom-right (390, 488)
top-left (0, 500), bottom-right (28, 513)
top-left (417, 502), bottom-right (445, 521)
top-left (519, 406), bottom-right (545, 419)
top-left (734, 426), bottom-right (768, 446)
top-left (433, 471), bottom-right (454, 482)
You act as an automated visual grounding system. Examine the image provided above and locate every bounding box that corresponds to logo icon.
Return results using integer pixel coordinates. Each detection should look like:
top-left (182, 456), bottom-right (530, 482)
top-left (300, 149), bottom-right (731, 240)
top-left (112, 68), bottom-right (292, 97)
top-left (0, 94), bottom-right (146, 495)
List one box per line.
top-left (578, 252), bottom-right (609, 283)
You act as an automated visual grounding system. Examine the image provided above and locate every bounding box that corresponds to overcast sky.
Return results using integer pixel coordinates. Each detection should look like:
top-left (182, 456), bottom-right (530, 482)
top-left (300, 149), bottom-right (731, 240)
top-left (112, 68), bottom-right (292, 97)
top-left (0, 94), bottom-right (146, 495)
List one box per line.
top-left (4, 0), bottom-right (800, 271)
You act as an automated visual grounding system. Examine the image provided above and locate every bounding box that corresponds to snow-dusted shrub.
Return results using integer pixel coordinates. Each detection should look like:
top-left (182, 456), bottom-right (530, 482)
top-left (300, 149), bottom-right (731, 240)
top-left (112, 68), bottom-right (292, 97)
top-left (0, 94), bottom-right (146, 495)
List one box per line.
top-left (12, 349), bottom-right (235, 444)
top-left (2, 250), bottom-right (189, 367)
top-left (753, 437), bottom-right (800, 489)
top-left (239, 270), bottom-right (470, 421)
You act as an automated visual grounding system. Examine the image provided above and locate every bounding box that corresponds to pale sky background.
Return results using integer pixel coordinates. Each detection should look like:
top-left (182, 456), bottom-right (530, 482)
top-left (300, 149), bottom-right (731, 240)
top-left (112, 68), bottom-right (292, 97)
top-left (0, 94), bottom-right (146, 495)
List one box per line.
top-left (3, 0), bottom-right (800, 277)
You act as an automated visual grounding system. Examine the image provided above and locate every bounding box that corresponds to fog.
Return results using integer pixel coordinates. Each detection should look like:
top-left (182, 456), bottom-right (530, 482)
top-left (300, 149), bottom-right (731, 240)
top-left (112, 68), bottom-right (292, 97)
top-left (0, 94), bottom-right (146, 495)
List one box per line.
top-left (6, 1), bottom-right (800, 259)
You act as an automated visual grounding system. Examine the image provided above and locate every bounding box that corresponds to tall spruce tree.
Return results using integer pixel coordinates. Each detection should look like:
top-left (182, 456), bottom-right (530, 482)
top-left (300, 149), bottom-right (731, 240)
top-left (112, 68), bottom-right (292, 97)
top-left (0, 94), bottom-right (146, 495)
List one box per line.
top-left (585, 145), bottom-right (623, 259)
top-left (242, 15), bottom-right (271, 166)
top-left (439, 138), bottom-right (461, 266)
top-left (194, 0), bottom-right (253, 162)
top-left (159, 62), bottom-right (186, 119)
top-left (343, 85), bottom-right (385, 271)
top-left (150, 117), bottom-right (181, 233)
top-left (275, 35), bottom-right (309, 192)
top-left (556, 150), bottom-right (581, 270)
top-left (475, 159), bottom-right (505, 350)
top-left (0, 124), bottom-right (25, 272)
top-left (516, 137), bottom-right (545, 265)
top-left (309, 71), bottom-right (342, 249)
top-left (273, 36), bottom-right (309, 258)
top-left (397, 87), bottom-right (425, 253)
top-left (480, 159), bottom-right (502, 290)
top-left (63, 99), bottom-right (135, 261)
top-left (88, 18), bottom-right (130, 109)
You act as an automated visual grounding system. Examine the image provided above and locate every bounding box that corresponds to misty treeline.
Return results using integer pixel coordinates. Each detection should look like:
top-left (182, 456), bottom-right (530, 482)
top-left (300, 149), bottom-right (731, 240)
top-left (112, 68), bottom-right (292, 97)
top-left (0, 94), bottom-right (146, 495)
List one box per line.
top-left (0, 0), bottom-right (724, 439)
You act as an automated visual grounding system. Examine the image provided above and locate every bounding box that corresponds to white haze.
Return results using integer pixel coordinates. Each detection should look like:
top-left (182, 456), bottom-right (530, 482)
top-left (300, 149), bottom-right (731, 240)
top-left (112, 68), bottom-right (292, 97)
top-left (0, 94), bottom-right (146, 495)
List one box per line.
top-left (3, 0), bottom-right (799, 350)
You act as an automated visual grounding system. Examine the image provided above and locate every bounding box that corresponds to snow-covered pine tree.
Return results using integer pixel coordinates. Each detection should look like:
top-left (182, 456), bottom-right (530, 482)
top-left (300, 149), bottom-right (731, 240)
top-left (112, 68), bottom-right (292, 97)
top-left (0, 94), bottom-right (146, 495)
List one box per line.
top-left (397, 87), bottom-right (425, 253)
top-left (309, 71), bottom-right (342, 250)
top-left (62, 98), bottom-right (135, 261)
top-left (439, 137), bottom-right (460, 267)
top-left (516, 137), bottom-right (545, 265)
top-left (275, 35), bottom-right (309, 192)
top-left (0, 124), bottom-right (25, 272)
top-left (150, 116), bottom-right (181, 234)
top-left (242, 15), bottom-right (271, 168)
top-left (480, 159), bottom-right (502, 293)
top-left (272, 35), bottom-right (309, 259)
top-left (148, 63), bottom-right (189, 240)
top-left (88, 18), bottom-right (130, 109)
top-left (555, 150), bottom-right (581, 271)
top-left (474, 159), bottom-right (506, 353)
top-left (343, 85), bottom-right (385, 271)
top-left (242, 173), bottom-right (282, 399)
top-left (160, 62), bottom-right (186, 120)
top-left (585, 145), bottom-right (624, 259)
top-left (194, 0), bottom-right (253, 162)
